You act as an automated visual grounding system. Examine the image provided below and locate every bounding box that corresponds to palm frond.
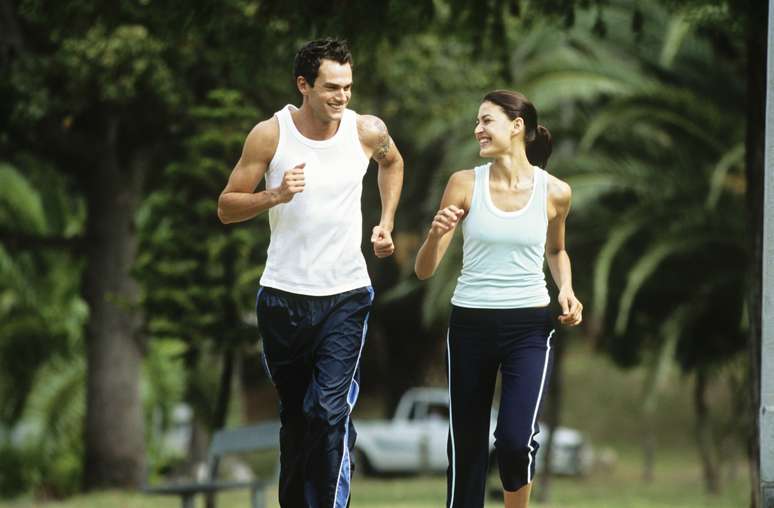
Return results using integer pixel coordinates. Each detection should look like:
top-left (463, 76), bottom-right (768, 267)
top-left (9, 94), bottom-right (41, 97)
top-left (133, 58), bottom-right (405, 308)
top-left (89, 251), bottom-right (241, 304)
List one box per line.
top-left (614, 234), bottom-right (710, 335)
top-left (555, 154), bottom-right (664, 206)
top-left (641, 304), bottom-right (688, 414)
top-left (579, 95), bottom-right (722, 152)
top-left (705, 143), bottom-right (745, 209)
top-left (521, 71), bottom-right (640, 110)
top-left (591, 213), bottom-right (649, 330)
top-left (0, 163), bottom-right (47, 234)
top-left (660, 14), bottom-right (692, 68)
top-left (0, 247), bottom-right (36, 305)
top-left (21, 357), bottom-right (85, 448)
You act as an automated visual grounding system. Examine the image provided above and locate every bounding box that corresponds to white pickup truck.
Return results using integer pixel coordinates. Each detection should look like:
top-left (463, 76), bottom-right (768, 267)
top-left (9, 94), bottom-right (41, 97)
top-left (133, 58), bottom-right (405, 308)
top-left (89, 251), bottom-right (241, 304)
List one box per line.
top-left (353, 387), bottom-right (592, 477)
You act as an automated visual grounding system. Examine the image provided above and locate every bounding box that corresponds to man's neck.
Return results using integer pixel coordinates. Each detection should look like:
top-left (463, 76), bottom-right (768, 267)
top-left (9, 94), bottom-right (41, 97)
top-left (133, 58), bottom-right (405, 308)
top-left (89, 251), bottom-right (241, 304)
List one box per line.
top-left (292, 104), bottom-right (341, 141)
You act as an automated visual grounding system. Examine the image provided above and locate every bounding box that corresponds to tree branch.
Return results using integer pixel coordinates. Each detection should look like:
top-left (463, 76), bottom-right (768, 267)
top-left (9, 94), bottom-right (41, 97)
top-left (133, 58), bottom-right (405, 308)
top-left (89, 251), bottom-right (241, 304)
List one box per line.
top-left (0, 230), bottom-right (84, 253)
top-left (0, 0), bottom-right (26, 57)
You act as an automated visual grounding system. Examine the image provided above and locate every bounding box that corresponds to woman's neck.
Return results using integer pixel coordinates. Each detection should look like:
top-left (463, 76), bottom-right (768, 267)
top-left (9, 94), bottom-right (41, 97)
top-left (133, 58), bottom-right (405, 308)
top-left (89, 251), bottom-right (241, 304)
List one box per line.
top-left (490, 148), bottom-right (534, 189)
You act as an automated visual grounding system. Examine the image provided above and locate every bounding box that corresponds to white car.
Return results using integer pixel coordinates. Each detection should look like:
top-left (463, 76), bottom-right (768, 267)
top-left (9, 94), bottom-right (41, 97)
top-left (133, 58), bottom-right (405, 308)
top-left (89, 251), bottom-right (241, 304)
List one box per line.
top-left (353, 387), bottom-right (592, 476)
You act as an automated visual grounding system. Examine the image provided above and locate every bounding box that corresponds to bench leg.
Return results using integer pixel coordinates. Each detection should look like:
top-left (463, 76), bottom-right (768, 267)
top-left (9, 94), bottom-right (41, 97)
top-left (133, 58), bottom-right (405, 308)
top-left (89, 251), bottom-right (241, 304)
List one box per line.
top-left (181, 493), bottom-right (195, 508)
top-left (251, 486), bottom-right (265, 508)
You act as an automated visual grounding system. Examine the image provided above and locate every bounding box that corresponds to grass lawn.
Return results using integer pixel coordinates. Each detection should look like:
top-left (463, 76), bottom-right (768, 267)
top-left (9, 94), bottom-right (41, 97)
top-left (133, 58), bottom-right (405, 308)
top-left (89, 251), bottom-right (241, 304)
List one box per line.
top-left (0, 341), bottom-right (750, 507)
top-left (0, 447), bottom-right (749, 508)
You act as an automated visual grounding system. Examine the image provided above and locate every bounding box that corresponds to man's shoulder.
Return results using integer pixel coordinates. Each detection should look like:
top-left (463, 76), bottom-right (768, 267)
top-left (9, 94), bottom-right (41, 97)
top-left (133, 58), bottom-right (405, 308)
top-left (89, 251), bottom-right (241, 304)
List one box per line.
top-left (355, 113), bottom-right (388, 145)
top-left (244, 116), bottom-right (280, 162)
top-left (248, 115), bottom-right (280, 143)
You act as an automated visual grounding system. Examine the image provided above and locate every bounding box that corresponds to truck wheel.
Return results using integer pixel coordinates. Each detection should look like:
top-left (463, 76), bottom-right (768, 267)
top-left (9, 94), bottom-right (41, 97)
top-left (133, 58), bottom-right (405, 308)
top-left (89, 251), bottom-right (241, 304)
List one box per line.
top-left (353, 449), bottom-right (372, 477)
top-left (487, 450), bottom-right (503, 500)
top-left (488, 449), bottom-right (498, 472)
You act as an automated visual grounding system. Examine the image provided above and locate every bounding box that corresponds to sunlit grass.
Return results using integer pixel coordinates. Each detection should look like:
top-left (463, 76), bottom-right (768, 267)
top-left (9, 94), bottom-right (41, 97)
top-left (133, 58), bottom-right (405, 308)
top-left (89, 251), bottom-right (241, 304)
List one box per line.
top-left (0, 342), bottom-right (749, 508)
top-left (0, 451), bottom-right (749, 508)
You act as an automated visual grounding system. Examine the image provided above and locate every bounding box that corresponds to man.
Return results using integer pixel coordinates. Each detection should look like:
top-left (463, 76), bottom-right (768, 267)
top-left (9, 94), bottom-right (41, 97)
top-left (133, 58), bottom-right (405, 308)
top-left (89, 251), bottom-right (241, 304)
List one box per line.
top-left (217, 38), bottom-right (403, 508)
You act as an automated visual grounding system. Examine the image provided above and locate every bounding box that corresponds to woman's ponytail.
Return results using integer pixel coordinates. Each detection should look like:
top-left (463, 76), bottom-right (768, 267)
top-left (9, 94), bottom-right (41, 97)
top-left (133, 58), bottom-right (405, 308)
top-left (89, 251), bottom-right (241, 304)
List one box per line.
top-left (526, 124), bottom-right (552, 169)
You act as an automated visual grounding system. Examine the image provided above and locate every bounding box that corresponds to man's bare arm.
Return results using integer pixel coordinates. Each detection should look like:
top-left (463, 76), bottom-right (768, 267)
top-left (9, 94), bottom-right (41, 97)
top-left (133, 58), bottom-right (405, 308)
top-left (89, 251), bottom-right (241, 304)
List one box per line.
top-left (218, 118), bottom-right (304, 224)
top-left (358, 114), bottom-right (403, 232)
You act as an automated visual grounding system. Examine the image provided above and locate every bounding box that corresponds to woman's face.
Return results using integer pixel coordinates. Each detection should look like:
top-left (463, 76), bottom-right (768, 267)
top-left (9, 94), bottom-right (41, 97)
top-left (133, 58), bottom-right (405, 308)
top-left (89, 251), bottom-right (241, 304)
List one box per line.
top-left (474, 101), bottom-right (520, 157)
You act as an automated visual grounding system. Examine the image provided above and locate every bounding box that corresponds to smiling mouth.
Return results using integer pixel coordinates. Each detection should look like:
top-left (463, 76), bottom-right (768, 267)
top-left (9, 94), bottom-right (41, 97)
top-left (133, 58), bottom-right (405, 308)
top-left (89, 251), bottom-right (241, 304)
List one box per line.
top-left (478, 138), bottom-right (491, 147)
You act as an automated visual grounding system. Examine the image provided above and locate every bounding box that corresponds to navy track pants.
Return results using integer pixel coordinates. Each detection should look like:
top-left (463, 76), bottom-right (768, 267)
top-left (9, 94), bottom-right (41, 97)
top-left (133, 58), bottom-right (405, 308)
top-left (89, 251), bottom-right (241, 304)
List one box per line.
top-left (257, 286), bottom-right (374, 508)
top-left (446, 305), bottom-right (555, 508)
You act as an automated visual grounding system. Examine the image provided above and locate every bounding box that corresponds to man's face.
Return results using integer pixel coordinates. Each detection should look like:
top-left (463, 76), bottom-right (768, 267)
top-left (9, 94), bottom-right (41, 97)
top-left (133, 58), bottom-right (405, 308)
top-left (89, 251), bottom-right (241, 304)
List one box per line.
top-left (298, 59), bottom-right (353, 123)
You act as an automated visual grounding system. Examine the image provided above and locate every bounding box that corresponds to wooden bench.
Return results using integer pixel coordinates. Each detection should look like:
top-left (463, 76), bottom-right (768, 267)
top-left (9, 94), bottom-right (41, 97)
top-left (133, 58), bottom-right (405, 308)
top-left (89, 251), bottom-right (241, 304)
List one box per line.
top-left (144, 421), bottom-right (280, 508)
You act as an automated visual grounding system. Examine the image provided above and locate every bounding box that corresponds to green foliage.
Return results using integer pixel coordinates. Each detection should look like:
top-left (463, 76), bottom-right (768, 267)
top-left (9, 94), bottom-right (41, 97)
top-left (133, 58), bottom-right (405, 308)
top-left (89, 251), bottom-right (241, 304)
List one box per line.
top-left (552, 3), bottom-right (749, 375)
top-left (0, 0), bottom-right (758, 498)
top-left (0, 162), bottom-right (87, 496)
top-left (135, 89), bottom-right (269, 434)
top-left (0, 164), bottom-right (47, 234)
top-left (0, 163), bottom-right (86, 426)
top-left (19, 357), bottom-right (86, 498)
top-left (136, 89), bottom-right (265, 347)
top-left (142, 338), bottom-right (188, 472)
top-left (58, 25), bottom-right (178, 109)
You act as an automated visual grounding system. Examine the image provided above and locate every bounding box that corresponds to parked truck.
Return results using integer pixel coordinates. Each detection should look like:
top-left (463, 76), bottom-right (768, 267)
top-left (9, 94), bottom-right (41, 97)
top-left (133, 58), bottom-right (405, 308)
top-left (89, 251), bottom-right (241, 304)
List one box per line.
top-left (354, 387), bottom-right (592, 477)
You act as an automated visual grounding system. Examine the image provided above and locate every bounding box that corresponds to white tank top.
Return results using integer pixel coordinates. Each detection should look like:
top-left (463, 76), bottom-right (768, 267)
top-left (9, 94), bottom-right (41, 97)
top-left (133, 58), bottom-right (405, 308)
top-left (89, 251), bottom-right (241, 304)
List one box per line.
top-left (259, 104), bottom-right (372, 296)
top-left (451, 163), bottom-right (551, 309)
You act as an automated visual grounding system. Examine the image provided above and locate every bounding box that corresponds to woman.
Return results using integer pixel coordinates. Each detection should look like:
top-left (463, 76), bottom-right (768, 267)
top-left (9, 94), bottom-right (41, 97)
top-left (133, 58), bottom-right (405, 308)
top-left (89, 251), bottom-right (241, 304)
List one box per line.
top-left (414, 90), bottom-right (583, 508)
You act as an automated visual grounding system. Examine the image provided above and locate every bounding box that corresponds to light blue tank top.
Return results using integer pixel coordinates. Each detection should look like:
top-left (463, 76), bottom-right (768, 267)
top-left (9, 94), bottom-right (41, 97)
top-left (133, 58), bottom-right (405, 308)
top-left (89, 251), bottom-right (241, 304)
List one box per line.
top-left (451, 163), bottom-right (551, 309)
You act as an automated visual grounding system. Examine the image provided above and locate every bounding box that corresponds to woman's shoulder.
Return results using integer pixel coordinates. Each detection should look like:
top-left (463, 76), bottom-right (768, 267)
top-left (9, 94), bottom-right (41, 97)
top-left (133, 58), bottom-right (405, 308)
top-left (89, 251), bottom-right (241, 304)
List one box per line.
top-left (441, 169), bottom-right (476, 209)
top-left (448, 168), bottom-right (476, 187)
top-left (544, 171), bottom-right (571, 207)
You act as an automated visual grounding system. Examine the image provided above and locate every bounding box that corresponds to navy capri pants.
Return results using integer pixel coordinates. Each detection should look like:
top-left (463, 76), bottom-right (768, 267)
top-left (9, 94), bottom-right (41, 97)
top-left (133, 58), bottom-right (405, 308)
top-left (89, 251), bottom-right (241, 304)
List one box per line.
top-left (446, 305), bottom-right (555, 508)
top-left (257, 285), bottom-right (373, 508)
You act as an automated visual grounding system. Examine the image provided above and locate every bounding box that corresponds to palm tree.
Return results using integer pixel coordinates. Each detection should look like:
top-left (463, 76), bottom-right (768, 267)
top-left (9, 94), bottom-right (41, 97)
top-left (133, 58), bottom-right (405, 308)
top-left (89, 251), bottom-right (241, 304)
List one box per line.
top-left (0, 162), bottom-right (88, 496)
top-left (549, 9), bottom-right (748, 493)
top-left (0, 162), bottom-right (186, 496)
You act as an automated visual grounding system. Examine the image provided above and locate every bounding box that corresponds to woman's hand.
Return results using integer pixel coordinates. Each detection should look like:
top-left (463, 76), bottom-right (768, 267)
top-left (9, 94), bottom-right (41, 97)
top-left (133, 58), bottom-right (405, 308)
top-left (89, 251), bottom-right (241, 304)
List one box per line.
top-left (429, 205), bottom-right (465, 239)
top-left (558, 287), bottom-right (583, 326)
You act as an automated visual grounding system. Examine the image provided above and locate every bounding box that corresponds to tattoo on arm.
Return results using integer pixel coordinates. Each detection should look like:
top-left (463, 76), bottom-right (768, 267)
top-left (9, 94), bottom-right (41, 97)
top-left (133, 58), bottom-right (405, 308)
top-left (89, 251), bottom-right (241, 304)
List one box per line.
top-left (371, 117), bottom-right (391, 162)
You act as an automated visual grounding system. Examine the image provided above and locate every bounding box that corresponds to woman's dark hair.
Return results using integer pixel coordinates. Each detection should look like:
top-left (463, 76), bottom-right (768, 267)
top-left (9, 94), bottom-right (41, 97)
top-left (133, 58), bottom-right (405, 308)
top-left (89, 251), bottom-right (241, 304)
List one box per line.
top-left (294, 38), bottom-right (353, 87)
top-left (482, 90), bottom-right (552, 168)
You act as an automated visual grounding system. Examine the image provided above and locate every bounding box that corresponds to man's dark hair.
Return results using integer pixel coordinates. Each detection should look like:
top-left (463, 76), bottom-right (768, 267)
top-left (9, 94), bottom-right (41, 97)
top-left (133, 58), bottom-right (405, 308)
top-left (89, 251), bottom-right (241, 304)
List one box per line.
top-left (293, 38), bottom-right (352, 87)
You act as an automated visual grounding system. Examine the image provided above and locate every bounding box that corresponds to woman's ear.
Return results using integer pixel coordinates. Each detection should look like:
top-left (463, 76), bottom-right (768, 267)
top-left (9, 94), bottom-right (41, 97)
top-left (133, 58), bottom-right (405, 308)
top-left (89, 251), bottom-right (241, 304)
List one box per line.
top-left (511, 117), bottom-right (524, 137)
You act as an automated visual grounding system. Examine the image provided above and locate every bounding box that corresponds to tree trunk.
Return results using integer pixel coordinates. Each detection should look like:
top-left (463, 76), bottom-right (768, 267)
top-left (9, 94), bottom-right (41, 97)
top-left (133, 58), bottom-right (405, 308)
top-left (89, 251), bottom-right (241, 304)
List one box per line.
top-left (204, 350), bottom-right (235, 508)
top-left (0, 0), bottom-right (25, 57)
top-left (210, 241), bottom-right (240, 431)
top-left (695, 369), bottom-right (721, 495)
top-left (642, 428), bottom-right (655, 484)
top-left (240, 351), bottom-right (269, 422)
top-left (212, 350), bottom-right (235, 430)
top-left (745, 10), bottom-right (766, 508)
top-left (205, 348), bottom-right (235, 508)
top-left (82, 116), bottom-right (147, 489)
